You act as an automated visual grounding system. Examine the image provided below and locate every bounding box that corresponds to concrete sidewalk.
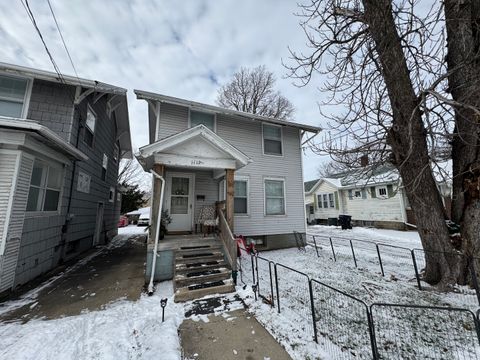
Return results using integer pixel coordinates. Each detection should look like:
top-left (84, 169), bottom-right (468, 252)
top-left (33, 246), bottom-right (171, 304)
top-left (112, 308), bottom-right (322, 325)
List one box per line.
top-left (1, 231), bottom-right (146, 322)
top-left (180, 296), bottom-right (292, 360)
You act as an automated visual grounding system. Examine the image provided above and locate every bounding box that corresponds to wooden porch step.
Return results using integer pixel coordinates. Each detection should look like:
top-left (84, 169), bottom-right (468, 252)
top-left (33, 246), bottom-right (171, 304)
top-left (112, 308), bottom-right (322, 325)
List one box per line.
top-left (174, 279), bottom-right (235, 303)
top-left (176, 244), bottom-right (222, 256)
top-left (175, 260), bottom-right (229, 274)
top-left (175, 251), bottom-right (224, 264)
top-left (174, 267), bottom-right (231, 288)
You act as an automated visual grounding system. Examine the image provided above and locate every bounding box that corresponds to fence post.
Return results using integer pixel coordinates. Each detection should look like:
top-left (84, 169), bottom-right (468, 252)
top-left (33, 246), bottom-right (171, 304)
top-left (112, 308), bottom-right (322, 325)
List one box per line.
top-left (329, 237), bottom-right (337, 262)
top-left (251, 253), bottom-right (256, 285)
top-left (411, 250), bottom-right (422, 290)
top-left (375, 244), bottom-right (384, 276)
top-left (274, 264), bottom-right (281, 313)
top-left (308, 279), bottom-right (318, 343)
top-left (312, 235), bottom-right (320, 257)
top-left (350, 239), bottom-right (357, 268)
top-left (367, 306), bottom-right (379, 360)
top-left (468, 257), bottom-right (480, 307)
top-left (269, 262), bottom-right (275, 309)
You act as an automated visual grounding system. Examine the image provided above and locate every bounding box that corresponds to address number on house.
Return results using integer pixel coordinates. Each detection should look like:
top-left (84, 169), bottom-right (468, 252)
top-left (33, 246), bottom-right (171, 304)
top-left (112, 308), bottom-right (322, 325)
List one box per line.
top-left (191, 160), bottom-right (204, 166)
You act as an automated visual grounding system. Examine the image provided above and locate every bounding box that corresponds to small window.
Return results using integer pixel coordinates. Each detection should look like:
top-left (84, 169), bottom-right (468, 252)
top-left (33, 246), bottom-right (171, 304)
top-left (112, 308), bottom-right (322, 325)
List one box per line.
top-left (265, 179), bottom-right (285, 215)
top-left (101, 154), bottom-right (108, 181)
top-left (322, 194), bottom-right (328, 208)
top-left (309, 205), bottom-right (314, 214)
top-left (354, 190), bottom-right (362, 199)
top-left (0, 74), bottom-right (29, 118)
top-left (109, 187), bottom-right (115, 202)
top-left (190, 110), bottom-right (215, 131)
top-left (329, 193), bottom-right (335, 208)
top-left (219, 179), bottom-right (226, 201)
top-left (377, 186), bottom-right (388, 198)
top-left (234, 179), bottom-right (248, 215)
top-left (263, 124), bottom-right (283, 156)
top-left (26, 160), bottom-right (62, 212)
top-left (84, 106), bottom-right (96, 147)
top-left (317, 194), bottom-right (322, 208)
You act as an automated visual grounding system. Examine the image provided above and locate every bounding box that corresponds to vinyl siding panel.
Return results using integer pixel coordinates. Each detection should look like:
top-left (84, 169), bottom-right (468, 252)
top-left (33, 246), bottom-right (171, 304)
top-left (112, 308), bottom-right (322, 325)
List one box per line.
top-left (0, 152), bottom-right (32, 292)
top-left (156, 103), bottom-right (189, 141)
top-left (342, 186), bottom-right (404, 222)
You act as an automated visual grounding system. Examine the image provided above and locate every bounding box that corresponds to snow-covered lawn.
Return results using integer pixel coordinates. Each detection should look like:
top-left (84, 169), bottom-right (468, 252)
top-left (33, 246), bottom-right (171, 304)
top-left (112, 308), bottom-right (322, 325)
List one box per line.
top-left (236, 226), bottom-right (480, 360)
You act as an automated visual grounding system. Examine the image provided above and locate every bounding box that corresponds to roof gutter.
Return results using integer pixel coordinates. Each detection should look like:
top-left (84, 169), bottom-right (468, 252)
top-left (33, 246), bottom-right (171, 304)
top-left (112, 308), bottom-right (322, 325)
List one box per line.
top-left (0, 117), bottom-right (88, 161)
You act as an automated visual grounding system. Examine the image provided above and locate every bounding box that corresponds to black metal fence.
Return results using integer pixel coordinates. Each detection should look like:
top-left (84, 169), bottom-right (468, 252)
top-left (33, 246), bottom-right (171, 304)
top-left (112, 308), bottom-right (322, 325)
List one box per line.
top-left (237, 249), bottom-right (480, 359)
top-left (308, 234), bottom-right (480, 308)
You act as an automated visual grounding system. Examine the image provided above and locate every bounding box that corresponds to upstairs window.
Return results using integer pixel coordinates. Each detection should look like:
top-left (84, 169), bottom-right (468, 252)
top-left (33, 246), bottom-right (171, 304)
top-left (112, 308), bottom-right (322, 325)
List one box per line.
top-left (263, 124), bottom-right (283, 156)
top-left (234, 178), bottom-right (248, 215)
top-left (377, 186), bottom-right (388, 198)
top-left (26, 159), bottom-right (62, 212)
top-left (190, 110), bottom-right (215, 131)
top-left (84, 105), bottom-right (96, 147)
top-left (0, 74), bottom-right (29, 118)
top-left (101, 154), bottom-right (108, 181)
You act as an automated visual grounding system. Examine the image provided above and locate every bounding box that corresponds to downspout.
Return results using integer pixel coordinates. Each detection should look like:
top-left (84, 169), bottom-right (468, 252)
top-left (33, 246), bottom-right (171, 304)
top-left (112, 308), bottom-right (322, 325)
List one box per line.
top-left (148, 169), bottom-right (165, 295)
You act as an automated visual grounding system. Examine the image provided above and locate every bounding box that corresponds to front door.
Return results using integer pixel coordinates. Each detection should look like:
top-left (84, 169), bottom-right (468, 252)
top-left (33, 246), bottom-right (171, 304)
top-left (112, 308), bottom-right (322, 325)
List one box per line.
top-left (166, 173), bottom-right (194, 232)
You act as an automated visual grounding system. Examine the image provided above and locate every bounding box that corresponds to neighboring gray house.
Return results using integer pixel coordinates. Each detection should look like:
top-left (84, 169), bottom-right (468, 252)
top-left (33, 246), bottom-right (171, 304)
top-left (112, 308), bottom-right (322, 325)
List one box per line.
top-left (135, 91), bottom-right (319, 250)
top-left (0, 62), bottom-right (132, 295)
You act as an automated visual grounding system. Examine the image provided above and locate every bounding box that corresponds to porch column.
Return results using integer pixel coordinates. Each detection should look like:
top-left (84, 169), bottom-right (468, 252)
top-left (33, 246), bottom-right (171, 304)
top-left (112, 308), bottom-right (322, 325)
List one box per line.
top-left (225, 168), bottom-right (235, 232)
top-left (150, 163), bottom-right (165, 244)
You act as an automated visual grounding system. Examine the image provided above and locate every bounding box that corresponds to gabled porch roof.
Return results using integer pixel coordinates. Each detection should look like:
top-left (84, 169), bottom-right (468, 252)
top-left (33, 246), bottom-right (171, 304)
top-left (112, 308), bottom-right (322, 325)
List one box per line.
top-left (137, 124), bottom-right (252, 171)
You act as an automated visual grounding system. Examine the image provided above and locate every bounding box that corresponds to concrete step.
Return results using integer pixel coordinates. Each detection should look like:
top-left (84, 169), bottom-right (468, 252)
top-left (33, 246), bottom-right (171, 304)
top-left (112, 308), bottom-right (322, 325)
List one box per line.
top-left (175, 251), bottom-right (224, 264)
top-left (176, 244), bottom-right (223, 256)
top-left (174, 278), bottom-right (235, 303)
top-left (174, 267), bottom-right (231, 288)
top-left (175, 260), bottom-right (229, 274)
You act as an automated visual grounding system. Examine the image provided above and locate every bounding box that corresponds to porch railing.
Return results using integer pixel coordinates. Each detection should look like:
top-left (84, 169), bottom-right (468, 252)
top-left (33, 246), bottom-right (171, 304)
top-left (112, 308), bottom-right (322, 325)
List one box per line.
top-left (217, 205), bottom-right (237, 272)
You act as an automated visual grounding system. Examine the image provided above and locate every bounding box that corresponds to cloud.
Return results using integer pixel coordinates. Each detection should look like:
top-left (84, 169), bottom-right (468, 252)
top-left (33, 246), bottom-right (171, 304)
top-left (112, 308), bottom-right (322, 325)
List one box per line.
top-left (0, 0), bottom-right (328, 180)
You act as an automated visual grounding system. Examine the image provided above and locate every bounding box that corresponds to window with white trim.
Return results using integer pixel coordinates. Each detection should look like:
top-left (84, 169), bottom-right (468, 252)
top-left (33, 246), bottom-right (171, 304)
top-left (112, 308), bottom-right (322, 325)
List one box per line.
top-left (190, 110), bottom-right (215, 131)
top-left (0, 74), bottom-right (29, 118)
top-left (329, 193), bottom-right (335, 207)
top-left (84, 105), bottom-right (96, 147)
top-left (234, 178), bottom-right (248, 215)
top-left (26, 159), bottom-right (62, 212)
top-left (322, 194), bottom-right (328, 208)
top-left (265, 179), bottom-right (285, 215)
top-left (101, 154), bottom-right (108, 181)
top-left (113, 144), bottom-right (119, 163)
top-left (109, 187), bottom-right (115, 202)
top-left (377, 186), bottom-right (388, 199)
top-left (317, 193), bottom-right (335, 208)
top-left (263, 124), bottom-right (283, 156)
top-left (354, 190), bottom-right (362, 198)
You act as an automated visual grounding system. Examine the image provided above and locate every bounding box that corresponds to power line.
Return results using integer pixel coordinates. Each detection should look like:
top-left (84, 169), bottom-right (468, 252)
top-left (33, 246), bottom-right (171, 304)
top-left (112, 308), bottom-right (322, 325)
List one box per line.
top-left (20, 0), bottom-right (65, 83)
top-left (46, 0), bottom-right (80, 80)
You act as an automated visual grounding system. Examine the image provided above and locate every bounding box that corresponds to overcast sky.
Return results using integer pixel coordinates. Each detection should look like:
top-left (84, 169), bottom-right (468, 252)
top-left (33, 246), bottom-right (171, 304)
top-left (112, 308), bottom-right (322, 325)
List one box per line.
top-left (1, 0), bottom-right (331, 181)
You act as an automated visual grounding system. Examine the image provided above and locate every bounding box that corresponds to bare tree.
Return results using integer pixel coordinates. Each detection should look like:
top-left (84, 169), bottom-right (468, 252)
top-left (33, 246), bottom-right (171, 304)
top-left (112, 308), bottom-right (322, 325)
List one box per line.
top-left (217, 65), bottom-right (295, 119)
top-left (287, 0), bottom-right (480, 287)
top-left (118, 158), bottom-right (144, 185)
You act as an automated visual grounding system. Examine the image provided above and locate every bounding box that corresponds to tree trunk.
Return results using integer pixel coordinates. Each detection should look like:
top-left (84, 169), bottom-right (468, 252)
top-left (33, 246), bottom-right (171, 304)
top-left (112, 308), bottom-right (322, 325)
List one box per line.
top-left (362, 0), bottom-right (456, 285)
top-left (444, 0), bottom-right (480, 284)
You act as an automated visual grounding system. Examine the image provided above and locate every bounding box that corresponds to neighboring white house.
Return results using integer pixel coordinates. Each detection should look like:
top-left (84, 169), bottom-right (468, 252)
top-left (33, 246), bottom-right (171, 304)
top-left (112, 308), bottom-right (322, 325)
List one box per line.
top-left (305, 165), bottom-right (452, 230)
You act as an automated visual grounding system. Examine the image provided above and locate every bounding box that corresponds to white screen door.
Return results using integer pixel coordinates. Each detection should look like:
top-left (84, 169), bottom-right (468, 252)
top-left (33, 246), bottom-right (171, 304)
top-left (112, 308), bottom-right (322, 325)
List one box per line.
top-left (166, 174), bottom-right (194, 232)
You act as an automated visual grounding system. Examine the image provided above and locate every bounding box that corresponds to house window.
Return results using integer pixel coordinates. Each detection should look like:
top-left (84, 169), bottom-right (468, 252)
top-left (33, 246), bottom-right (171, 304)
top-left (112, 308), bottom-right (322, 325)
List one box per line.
top-left (0, 74), bottom-right (29, 118)
top-left (190, 110), bottom-right (215, 131)
top-left (309, 205), bottom-right (314, 214)
top-left (265, 179), bottom-right (285, 215)
top-left (329, 193), bottom-right (335, 208)
top-left (377, 186), bottom-right (388, 198)
top-left (317, 194), bottom-right (322, 208)
top-left (219, 179), bottom-right (226, 201)
top-left (322, 194), bottom-right (328, 208)
top-left (101, 154), bottom-right (108, 181)
top-left (263, 124), bottom-right (283, 156)
top-left (109, 187), bottom-right (115, 202)
top-left (84, 105), bottom-right (96, 147)
top-left (26, 159), bottom-right (62, 212)
top-left (354, 190), bottom-right (362, 198)
top-left (234, 178), bottom-right (248, 215)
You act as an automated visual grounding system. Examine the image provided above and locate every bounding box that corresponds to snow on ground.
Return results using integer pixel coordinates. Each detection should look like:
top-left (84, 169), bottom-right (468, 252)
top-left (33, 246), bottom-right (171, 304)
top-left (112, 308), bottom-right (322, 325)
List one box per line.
top-left (0, 281), bottom-right (183, 360)
top-left (236, 226), bottom-right (480, 359)
top-left (118, 224), bottom-right (149, 236)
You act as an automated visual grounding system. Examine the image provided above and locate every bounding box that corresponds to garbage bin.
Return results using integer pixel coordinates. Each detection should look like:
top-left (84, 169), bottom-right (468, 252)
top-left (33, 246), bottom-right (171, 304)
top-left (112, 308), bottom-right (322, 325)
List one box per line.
top-left (327, 217), bottom-right (338, 226)
top-left (338, 215), bottom-right (352, 230)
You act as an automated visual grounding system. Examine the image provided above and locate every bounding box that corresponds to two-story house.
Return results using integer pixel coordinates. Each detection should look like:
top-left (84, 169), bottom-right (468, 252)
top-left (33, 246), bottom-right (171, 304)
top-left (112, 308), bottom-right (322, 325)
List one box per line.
top-left (134, 91), bottom-right (319, 297)
top-left (0, 62), bottom-right (132, 295)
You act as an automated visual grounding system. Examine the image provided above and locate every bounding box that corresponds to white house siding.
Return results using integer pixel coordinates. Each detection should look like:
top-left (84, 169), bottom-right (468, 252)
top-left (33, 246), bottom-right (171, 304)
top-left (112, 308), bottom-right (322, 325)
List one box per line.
top-left (0, 152), bottom-right (32, 293)
top-left (343, 187), bottom-right (404, 222)
top-left (312, 181), bottom-right (340, 219)
top-left (156, 105), bottom-right (306, 238)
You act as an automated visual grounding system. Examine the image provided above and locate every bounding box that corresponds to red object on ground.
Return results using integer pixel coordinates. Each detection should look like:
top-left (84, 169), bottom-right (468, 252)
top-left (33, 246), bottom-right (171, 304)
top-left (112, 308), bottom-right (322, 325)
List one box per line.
top-left (236, 235), bottom-right (255, 256)
top-left (118, 215), bottom-right (128, 227)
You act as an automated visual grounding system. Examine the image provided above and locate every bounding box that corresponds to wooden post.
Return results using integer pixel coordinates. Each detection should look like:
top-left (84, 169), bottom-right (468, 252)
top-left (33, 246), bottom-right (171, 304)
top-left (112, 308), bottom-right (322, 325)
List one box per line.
top-left (225, 168), bottom-right (235, 232)
top-left (150, 164), bottom-right (164, 244)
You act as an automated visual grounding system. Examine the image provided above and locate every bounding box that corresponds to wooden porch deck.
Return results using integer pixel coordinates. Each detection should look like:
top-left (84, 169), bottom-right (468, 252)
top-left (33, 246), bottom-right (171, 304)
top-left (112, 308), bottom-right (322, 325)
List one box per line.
top-left (157, 234), bottom-right (219, 251)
